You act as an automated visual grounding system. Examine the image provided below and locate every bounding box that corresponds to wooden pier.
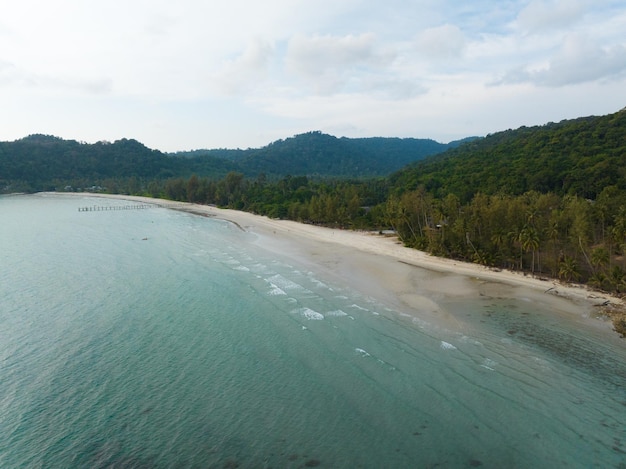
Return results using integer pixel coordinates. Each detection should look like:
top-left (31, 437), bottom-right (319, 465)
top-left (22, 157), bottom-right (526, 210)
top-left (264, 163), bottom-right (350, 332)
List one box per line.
top-left (78, 203), bottom-right (161, 212)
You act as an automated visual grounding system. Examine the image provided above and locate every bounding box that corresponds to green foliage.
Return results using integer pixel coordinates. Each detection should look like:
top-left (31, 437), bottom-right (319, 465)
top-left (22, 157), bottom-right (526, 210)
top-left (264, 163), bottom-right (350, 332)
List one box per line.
top-left (390, 110), bottom-right (626, 201)
top-left (236, 131), bottom-right (453, 178)
top-left (0, 132), bottom-right (455, 192)
top-left (161, 173), bottom-right (388, 230)
top-left (0, 135), bottom-right (187, 192)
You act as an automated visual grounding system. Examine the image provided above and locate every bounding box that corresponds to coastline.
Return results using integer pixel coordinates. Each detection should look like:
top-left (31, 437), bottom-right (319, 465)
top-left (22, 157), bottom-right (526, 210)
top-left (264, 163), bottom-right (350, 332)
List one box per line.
top-left (53, 192), bottom-right (624, 338)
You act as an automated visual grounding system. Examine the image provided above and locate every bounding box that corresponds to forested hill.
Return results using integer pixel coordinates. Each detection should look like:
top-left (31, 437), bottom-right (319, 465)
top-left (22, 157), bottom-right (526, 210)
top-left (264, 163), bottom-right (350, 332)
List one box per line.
top-left (0, 132), bottom-right (458, 192)
top-left (390, 109), bottom-right (626, 202)
top-left (171, 131), bottom-right (462, 177)
top-left (0, 135), bottom-right (239, 192)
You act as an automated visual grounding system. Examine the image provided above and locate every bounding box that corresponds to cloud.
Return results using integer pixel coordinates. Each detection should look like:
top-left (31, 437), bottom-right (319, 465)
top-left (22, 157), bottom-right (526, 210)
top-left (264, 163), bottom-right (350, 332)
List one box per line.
top-left (365, 78), bottom-right (427, 100)
top-left (0, 59), bottom-right (112, 94)
top-left (285, 33), bottom-right (395, 94)
top-left (415, 24), bottom-right (466, 59)
top-left (496, 34), bottom-right (626, 86)
top-left (212, 39), bottom-right (274, 95)
top-left (516, 0), bottom-right (587, 33)
top-left (2, 0), bottom-right (626, 151)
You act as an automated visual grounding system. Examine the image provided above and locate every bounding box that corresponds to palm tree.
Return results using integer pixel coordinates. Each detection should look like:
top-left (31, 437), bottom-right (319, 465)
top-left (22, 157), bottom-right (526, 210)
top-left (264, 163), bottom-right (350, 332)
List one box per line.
top-left (608, 266), bottom-right (626, 293)
top-left (591, 246), bottom-right (609, 275)
top-left (520, 226), bottom-right (540, 275)
top-left (588, 272), bottom-right (608, 291)
top-left (490, 229), bottom-right (508, 268)
top-left (559, 256), bottom-right (580, 282)
top-left (546, 217), bottom-right (560, 277)
top-left (509, 227), bottom-right (524, 270)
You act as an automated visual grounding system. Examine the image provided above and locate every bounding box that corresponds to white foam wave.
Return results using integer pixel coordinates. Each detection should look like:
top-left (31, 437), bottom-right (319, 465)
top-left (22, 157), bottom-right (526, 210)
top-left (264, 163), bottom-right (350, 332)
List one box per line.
top-left (268, 284), bottom-right (286, 296)
top-left (326, 310), bottom-right (348, 317)
top-left (481, 358), bottom-right (497, 370)
top-left (355, 348), bottom-right (370, 357)
top-left (349, 304), bottom-right (369, 311)
top-left (234, 266), bottom-right (250, 272)
top-left (308, 276), bottom-right (331, 290)
top-left (292, 307), bottom-right (324, 320)
top-left (412, 317), bottom-right (428, 329)
top-left (267, 274), bottom-right (303, 291)
top-left (440, 341), bottom-right (457, 350)
top-left (460, 335), bottom-right (483, 346)
top-left (250, 263), bottom-right (270, 273)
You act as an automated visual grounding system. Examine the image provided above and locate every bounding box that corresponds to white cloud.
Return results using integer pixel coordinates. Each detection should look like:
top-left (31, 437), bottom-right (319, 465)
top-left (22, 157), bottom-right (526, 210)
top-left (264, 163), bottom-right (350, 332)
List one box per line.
top-left (516, 0), bottom-right (588, 33)
top-left (285, 33), bottom-right (395, 94)
top-left (415, 24), bottom-right (466, 59)
top-left (212, 39), bottom-right (275, 95)
top-left (1, 0), bottom-right (625, 150)
top-left (496, 34), bottom-right (626, 86)
top-left (0, 59), bottom-right (112, 95)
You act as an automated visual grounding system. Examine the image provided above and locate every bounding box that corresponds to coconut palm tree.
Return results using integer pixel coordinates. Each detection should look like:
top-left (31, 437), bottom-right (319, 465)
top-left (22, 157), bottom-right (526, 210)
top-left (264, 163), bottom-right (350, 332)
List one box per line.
top-left (559, 256), bottom-right (580, 282)
top-left (591, 246), bottom-right (610, 275)
top-left (520, 225), bottom-right (540, 274)
top-left (608, 266), bottom-right (626, 293)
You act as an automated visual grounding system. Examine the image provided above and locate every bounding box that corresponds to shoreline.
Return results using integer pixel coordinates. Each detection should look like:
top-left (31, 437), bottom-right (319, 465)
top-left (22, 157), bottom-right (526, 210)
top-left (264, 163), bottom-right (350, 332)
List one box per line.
top-left (51, 192), bottom-right (624, 338)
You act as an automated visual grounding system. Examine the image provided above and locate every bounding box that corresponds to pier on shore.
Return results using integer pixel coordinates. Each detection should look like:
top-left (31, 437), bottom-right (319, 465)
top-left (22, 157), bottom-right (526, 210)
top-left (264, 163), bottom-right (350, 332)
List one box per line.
top-left (78, 203), bottom-right (160, 212)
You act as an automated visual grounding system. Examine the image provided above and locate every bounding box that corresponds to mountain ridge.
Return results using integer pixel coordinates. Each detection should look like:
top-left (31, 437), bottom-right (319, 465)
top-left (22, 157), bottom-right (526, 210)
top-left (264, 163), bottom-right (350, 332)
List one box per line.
top-left (0, 131), bottom-right (465, 192)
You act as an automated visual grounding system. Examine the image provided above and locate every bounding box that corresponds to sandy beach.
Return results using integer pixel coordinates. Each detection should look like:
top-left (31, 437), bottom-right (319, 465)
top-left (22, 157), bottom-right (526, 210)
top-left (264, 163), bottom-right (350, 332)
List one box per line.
top-left (63, 192), bottom-right (624, 337)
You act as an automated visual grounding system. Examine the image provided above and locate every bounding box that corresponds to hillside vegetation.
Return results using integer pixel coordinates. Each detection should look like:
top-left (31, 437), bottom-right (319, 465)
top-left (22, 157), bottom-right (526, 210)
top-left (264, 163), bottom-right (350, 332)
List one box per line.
top-left (390, 110), bottom-right (626, 201)
top-left (0, 131), bottom-right (458, 193)
top-left (172, 131), bottom-right (460, 177)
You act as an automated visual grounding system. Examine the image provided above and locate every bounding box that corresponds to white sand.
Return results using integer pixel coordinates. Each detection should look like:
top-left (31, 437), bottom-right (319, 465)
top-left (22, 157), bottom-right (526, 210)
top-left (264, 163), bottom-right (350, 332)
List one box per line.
top-left (62, 193), bottom-right (623, 335)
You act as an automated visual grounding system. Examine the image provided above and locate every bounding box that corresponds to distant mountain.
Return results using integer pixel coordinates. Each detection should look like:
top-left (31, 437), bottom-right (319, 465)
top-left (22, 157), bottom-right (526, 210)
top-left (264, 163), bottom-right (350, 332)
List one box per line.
top-left (171, 148), bottom-right (247, 162)
top-left (389, 109), bottom-right (626, 201)
top-left (173, 131), bottom-right (462, 178)
top-left (0, 131), bottom-right (462, 192)
top-left (0, 135), bottom-right (238, 192)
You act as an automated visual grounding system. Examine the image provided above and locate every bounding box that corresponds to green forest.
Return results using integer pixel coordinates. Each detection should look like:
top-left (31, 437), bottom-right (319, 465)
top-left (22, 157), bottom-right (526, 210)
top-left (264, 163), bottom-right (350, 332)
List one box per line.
top-left (3, 109), bottom-right (626, 332)
top-left (0, 131), bottom-right (458, 193)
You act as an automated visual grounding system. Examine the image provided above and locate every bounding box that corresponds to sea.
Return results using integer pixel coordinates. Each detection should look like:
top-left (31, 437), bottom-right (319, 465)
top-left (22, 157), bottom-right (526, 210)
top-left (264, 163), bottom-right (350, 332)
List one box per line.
top-left (1, 193), bottom-right (625, 468)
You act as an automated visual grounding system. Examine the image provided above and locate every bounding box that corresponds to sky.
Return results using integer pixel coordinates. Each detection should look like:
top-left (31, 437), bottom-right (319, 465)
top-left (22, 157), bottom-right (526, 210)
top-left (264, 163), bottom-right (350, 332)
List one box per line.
top-left (1, 0), bottom-right (625, 152)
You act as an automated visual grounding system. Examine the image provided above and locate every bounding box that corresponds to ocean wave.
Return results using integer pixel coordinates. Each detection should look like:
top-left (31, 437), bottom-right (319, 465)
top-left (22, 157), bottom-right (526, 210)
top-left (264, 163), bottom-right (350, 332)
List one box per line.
top-left (326, 310), bottom-right (348, 317)
top-left (440, 341), bottom-right (457, 351)
top-left (268, 284), bottom-right (286, 296)
top-left (291, 307), bottom-right (324, 320)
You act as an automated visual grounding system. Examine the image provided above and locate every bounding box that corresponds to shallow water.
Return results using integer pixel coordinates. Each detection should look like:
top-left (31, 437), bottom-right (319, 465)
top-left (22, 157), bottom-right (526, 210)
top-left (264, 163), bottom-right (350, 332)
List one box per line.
top-left (1, 194), bottom-right (625, 468)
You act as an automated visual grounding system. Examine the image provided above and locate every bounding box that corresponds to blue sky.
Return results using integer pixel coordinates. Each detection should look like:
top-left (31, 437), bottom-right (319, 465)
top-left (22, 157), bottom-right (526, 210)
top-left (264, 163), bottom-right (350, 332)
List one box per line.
top-left (1, 0), bottom-right (625, 151)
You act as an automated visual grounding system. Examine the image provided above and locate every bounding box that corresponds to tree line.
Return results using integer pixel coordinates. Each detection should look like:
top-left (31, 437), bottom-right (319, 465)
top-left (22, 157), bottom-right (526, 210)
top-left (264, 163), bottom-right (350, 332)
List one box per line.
top-left (386, 187), bottom-right (626, 291)
top-left (134, 170), bottom-right (626, 297)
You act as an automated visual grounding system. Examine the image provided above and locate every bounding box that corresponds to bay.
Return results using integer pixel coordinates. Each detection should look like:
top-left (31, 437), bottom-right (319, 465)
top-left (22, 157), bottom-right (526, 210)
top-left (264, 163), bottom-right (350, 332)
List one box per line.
top-left (1, 193), bottom-right (625, 468)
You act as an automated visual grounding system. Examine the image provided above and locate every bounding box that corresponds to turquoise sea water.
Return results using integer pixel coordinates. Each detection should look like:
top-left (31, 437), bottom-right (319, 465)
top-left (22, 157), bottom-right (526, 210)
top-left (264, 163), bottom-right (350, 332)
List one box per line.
top-left (1, 193), bottom-right (625, 468)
